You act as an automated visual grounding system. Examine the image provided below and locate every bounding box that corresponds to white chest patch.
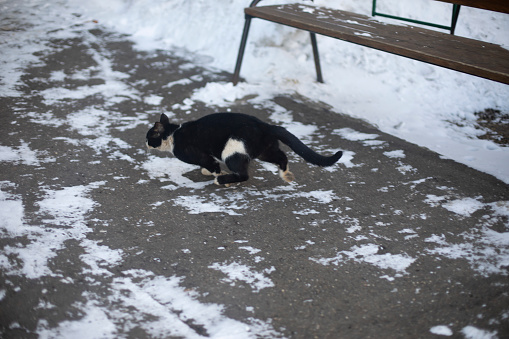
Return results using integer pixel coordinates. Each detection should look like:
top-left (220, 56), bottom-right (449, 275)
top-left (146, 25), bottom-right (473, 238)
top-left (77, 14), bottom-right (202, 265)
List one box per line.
top-left (221, 138), bottom-right (247, 161)
top-left (159, 135), bottom-right (175, 154)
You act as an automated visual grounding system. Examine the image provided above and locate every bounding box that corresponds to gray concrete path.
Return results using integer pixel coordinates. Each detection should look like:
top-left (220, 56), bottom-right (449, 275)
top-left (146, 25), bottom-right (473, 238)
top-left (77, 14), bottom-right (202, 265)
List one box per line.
top-left (1, 22), bottom-right (508, 339)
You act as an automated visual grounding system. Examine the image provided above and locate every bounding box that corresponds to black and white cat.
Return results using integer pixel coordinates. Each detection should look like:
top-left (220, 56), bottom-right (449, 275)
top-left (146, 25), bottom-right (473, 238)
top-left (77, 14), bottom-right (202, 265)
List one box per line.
top-left (146, 113), bottom-right (342, 186)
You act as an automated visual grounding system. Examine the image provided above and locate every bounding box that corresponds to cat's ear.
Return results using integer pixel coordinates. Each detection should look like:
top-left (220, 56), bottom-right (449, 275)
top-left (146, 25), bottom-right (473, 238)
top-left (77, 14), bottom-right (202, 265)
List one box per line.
top-left (154, 122), bottom-right (165, 134)
top-left (160, 113), bottom-right (170, 126)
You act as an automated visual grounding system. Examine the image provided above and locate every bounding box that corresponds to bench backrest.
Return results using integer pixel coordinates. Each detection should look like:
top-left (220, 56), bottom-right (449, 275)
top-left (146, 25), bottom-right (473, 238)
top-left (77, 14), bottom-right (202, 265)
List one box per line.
top-left (435, 0), bottom-right (509, 14)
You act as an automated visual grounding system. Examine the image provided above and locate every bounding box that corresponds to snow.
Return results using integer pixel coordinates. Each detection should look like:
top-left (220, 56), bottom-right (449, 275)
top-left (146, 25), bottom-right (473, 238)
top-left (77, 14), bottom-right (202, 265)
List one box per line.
top-left (144, 94), bottom-right (164, 106)
top-left (0, 143), bottom-right (45, 166)
top-left (443, 197), bottom-right (485, 217)
top-left (173, 194), bottom-right (248, 216)
top-left (140, 156), bottom-right (210, 190)
top-left (37, 269), bottom-right (277, 339)
top-left (0, 183), bottom-right (24, 236)
top-left (38, 305), bottom-right (117, 339)
top-left (239, 246), bottom-right (262, 255)
top-left (39, 50), bottom-right (139, 106)
top-left (333, 128), bottom-right (379, 142)
top-left (383, 150), bottom-right (406, 159)
top-left (430, 325), bottom-right (453, 336)
top-left (0, 182), bottom-right (111, 279)
top-left (209, 262), bottom-right (276, 293)
top-left (311, 243), bottom-right (416, 278)
top-left (462, 326), bottom-right (498, 339)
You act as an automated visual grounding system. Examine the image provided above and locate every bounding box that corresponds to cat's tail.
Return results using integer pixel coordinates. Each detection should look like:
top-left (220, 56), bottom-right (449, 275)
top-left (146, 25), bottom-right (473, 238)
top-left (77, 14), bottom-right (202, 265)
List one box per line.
top-left (271, 126), bottom-right (342, 166)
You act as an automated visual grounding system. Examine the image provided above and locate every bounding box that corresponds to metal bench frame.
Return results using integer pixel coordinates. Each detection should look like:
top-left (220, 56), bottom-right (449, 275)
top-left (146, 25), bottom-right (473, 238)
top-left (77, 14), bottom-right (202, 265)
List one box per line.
top-left (372, 0), bottom-right (461, 34)
top-left (233, 0), bottom-right (462, 85)
top-left (233, 0), bottom-right (324, 85)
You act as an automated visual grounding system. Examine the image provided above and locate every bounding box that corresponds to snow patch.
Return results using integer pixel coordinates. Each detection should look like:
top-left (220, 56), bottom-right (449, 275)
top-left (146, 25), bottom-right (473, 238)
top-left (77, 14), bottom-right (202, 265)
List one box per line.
top-left (0, 181), bottom-right (108, 279)
top-left (443, 197), bottom-right (485, 217)
top-left (209, 262), bottom-right (275, 293)
top-left (426, 202), bottom-right (509, 278)
top-left (140, 156), bottom-right (209, 190)
top-left (173, 194), bottom-right (247, 216)
top-left (0, 182), bottom-right (25, 237)
top-left (38, 269), bottom-right (281, 338)
top-left (383, 150), bottom-right (406, 159)
top-left (430, 325), bottom-right (453, 336)
top-left (0, 143), bottom-right (49, 166)
top-left (144, 94), bottom-right (163, 105)
top-left (312, 243), bottom-right (416, 277)
top-left (334, 127), bottom-right (379, 142)
top-left (461, 325), bottom-right (498, 339)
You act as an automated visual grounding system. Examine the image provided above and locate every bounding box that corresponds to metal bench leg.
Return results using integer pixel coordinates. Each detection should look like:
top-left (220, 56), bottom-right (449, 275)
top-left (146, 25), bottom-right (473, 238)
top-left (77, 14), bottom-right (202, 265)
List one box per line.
top-left (310, 32), bottom-right (324, 83)
top-left (450, 5), bottom-right (461, 35)
top-left (232, 16), bottom-right (253, 85)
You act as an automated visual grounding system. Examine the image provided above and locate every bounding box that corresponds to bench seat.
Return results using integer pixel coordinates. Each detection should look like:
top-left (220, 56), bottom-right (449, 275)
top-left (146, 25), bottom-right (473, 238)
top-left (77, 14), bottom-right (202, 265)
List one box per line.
top-left (242, 4), bottom-right (509, 84)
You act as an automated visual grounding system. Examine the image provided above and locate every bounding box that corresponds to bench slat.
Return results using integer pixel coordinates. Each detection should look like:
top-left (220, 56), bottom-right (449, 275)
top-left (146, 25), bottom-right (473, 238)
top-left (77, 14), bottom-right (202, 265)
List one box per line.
top-left (436, 0), bottom-right (509, 14)
top-left (246, 4), bottom-right (509, 84)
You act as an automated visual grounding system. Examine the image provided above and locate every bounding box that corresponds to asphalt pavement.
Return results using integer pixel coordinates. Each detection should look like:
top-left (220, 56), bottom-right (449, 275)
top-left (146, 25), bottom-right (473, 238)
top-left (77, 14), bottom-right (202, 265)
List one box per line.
top-left (0, 21), bottom-right (508, 339)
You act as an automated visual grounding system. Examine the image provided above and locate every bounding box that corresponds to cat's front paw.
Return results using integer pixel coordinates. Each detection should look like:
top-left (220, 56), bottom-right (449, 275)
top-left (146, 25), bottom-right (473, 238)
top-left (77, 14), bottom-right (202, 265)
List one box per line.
top-left (203, 168), bottom-right (228, 177)
top-left (201, 168), bottom-right (214, 176)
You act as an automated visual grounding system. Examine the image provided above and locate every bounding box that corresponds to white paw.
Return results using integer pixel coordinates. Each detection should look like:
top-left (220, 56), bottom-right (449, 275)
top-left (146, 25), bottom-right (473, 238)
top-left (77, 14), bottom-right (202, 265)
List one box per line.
top-left (214, 177), bottom-right (232, 188)
top-left (201, 168), bottom-right (213, 176)
top-left (279, 169), bottom-right (295, 183)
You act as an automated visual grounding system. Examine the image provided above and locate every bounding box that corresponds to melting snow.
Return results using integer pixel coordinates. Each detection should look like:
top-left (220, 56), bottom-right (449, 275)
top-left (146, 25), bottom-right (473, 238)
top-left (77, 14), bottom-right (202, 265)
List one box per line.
top-left (209, 262), bottom-right (275, 293)
top-left (312, 243), bottom-right (416, 276)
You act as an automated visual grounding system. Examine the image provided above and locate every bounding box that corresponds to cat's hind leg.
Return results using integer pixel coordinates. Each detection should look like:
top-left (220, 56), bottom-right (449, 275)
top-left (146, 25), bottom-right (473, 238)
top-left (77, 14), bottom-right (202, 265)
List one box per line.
top-left (199, 157), bottom-right (222, 178)
top-left (215, 153), bottom-right (250, 186)
top-left (259, 143), bottom-right (294, 183)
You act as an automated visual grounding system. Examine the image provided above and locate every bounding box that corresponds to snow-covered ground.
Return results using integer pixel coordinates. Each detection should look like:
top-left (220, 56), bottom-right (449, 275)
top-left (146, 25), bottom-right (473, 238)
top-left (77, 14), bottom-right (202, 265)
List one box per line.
top-left (64, 0), bottom-right (509, 184)
top-left (1, 0), bottom-right (508, 338)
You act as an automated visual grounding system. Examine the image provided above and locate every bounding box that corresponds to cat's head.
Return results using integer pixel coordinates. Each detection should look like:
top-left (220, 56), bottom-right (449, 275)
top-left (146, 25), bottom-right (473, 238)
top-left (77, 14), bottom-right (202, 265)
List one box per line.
top-left (146, 114), bottom-right (174, 151)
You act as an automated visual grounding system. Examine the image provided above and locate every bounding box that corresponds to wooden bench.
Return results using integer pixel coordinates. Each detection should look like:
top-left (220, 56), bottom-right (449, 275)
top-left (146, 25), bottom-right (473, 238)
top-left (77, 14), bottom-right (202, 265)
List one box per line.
top-left (232, 0), bottom-right (509, 85)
